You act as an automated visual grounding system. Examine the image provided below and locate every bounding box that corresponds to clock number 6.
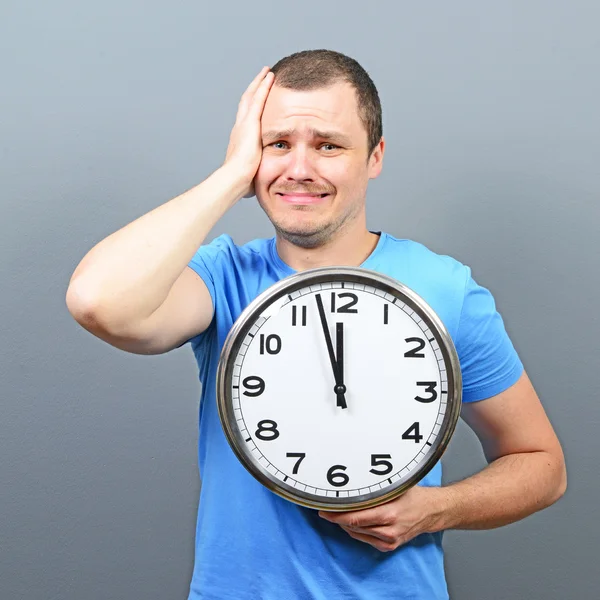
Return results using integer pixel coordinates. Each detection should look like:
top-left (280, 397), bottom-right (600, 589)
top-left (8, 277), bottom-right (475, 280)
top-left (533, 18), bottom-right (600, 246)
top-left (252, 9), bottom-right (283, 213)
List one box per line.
top-left (327, 465), bottom-right (350, 487)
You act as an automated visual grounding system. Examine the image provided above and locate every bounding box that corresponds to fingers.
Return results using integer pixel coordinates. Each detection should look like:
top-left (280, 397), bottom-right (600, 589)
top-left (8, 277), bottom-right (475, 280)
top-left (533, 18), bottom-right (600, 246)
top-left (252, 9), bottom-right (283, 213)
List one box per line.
top-left (248, 71), bottom-right (275, 119)
top-left (236, 67), bottom-right (273, 123)
top-left (244, 66), bottom-right (270, 98)
top-left (319, 507), bottom-right (394, 529)
top-left (340, 526), bottom-right (399, 552)
top-left (342, 522), bottom-right (396, 542)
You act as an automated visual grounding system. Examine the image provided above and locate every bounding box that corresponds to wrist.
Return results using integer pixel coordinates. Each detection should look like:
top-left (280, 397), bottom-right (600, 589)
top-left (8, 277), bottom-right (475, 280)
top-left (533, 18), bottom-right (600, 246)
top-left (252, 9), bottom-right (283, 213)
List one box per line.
top-left (423, 485), bottom-right (457, 534)
top-left (217, 161), bottom-right (255, 200)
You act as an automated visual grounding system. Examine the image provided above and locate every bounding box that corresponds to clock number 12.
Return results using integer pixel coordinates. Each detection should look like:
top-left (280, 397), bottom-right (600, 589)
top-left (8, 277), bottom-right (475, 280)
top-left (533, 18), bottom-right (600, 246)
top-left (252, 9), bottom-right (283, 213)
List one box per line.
top-left (331, 292), bottom-right (358, 313)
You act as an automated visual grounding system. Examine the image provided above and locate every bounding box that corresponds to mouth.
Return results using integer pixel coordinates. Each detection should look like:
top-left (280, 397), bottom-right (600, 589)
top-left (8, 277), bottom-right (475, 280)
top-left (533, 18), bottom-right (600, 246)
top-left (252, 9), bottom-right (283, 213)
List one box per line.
top-left (276, 193), bottom-right (330, 205)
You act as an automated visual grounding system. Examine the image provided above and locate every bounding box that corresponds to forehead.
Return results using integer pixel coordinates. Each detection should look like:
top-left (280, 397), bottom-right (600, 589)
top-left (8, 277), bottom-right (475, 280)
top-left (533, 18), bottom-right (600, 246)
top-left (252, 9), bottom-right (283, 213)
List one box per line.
top-left (261, 81), bottom-right (363, 140)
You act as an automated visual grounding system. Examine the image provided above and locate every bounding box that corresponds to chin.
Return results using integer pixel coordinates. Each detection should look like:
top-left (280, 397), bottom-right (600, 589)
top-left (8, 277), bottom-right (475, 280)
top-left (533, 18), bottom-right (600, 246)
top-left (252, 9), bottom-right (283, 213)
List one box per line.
top-left (272, 215), bottom-right (341, 249)
top-left (259, 196), bottom-right (350, 248)
top-left (276, 227), bottom-right (331, 249)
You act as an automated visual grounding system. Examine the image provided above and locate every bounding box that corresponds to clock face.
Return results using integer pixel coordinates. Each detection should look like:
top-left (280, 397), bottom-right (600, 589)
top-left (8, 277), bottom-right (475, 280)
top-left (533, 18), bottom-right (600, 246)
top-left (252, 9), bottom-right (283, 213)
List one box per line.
top-left (217, 267), bottom-right (461, 511)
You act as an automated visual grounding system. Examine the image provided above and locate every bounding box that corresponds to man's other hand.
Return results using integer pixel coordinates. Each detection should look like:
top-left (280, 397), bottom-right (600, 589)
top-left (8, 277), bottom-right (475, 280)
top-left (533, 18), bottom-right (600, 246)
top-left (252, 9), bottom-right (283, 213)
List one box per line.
top-left (318, 485), bottom-right (447, 552)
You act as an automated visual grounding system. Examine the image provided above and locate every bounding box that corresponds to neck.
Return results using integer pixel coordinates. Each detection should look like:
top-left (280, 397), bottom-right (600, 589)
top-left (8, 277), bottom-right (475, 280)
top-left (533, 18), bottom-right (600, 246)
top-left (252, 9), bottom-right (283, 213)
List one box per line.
top-left (275, 225), bottom-right (380, 272)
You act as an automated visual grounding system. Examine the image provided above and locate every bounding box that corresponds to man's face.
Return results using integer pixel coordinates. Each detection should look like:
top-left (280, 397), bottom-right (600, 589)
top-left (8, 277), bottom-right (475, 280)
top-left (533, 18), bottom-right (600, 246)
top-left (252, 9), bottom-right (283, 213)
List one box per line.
top-left (254, 81), bottom-right (384, 248)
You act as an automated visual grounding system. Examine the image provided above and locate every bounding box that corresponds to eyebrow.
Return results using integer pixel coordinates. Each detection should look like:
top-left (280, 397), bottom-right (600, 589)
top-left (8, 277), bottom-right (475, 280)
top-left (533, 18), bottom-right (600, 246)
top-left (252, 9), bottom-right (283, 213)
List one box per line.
top-left (262, 128), bottom-right (353, 146)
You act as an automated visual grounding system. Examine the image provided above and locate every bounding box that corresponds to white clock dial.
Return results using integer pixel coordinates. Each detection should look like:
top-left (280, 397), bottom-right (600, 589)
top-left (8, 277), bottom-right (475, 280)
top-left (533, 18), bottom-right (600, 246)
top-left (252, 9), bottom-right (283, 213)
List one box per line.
top-left (218, 268), bottom-right (461, 511)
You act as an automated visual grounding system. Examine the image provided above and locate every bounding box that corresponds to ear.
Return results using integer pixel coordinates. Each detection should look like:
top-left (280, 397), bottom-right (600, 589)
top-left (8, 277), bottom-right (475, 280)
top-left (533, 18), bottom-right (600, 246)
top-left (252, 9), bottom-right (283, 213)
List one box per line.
top-left (368, 136), bottom-right (385, 179)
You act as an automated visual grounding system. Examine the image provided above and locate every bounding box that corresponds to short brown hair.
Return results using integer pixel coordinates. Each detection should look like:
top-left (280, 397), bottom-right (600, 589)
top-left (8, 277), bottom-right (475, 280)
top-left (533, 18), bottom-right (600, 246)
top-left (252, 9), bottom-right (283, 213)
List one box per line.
top-left (270, 49), bottom-right (383, 160)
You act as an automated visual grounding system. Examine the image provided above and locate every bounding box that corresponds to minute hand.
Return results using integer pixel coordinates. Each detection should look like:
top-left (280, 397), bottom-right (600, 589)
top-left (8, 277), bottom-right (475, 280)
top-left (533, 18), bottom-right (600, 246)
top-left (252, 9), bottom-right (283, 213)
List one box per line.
top-left (315, 294), bottom-right (347, 409)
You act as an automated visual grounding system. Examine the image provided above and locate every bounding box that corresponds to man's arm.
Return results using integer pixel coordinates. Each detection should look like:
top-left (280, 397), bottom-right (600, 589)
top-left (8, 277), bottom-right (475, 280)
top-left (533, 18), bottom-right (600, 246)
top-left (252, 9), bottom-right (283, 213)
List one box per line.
top-left (431, 369), bottom-right (567, 531)
top-left (65, 166), bottom-right (244, 354)
top-left (66, 67), bottom-right (275, 354)
top-left (319, 370), bottom-right (567, 551)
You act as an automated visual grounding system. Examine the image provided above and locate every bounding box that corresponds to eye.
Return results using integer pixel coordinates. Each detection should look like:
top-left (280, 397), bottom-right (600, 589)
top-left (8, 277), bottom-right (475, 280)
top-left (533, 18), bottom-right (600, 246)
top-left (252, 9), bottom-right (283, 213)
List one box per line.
top-left (266, 142), bottom-right (340, 151)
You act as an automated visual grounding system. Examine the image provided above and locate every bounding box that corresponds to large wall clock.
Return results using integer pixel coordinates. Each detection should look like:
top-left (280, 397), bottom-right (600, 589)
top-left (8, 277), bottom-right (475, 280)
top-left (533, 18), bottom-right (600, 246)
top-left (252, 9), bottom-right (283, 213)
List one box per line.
top-left (217, 266), bottom-right (462, 511)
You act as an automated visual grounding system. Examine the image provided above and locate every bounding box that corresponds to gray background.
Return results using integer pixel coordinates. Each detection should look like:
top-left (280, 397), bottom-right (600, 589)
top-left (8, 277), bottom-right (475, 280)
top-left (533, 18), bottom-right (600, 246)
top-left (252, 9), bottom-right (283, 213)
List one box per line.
top-left (1, 1), bottom-right (598, 598)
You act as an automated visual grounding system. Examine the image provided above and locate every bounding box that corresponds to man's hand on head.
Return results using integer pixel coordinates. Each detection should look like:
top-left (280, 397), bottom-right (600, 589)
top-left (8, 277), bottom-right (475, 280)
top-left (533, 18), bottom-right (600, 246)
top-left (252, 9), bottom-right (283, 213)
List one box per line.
top-left (224, 66), bottom-right (275, 199)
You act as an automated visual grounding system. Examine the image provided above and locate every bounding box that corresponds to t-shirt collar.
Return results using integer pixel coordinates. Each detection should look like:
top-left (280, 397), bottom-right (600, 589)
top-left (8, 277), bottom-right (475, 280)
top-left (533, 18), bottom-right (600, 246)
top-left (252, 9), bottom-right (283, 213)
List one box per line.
top-left (268, 231), bottom-right (388, 277)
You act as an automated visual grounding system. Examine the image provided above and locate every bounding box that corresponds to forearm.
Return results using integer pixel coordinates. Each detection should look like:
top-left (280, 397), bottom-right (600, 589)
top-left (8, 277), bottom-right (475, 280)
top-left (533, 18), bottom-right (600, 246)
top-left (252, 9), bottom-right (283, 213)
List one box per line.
top-left (429, 450), bottom-right (567, 532)
top-left (66, 164), bottom-right (246, 327)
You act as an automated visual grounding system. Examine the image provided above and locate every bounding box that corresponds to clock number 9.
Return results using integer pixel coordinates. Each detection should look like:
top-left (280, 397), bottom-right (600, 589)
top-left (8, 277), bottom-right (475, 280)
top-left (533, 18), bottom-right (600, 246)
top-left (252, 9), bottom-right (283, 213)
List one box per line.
top-left (327, 464), bottom-right (349, 487)
top-left (242, 376), bottom-right (265, 397)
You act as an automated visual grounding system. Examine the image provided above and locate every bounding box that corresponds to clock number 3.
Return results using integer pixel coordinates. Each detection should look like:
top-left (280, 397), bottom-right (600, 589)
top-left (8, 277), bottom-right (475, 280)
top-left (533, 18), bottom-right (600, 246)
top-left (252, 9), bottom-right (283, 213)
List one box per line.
top-left (415, 381), bottom-right (438, 403)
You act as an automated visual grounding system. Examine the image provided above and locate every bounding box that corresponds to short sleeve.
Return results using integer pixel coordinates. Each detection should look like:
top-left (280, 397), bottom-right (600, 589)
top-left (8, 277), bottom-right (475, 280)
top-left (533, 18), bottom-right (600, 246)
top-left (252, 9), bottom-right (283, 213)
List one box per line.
top-left (187, 234), bottom-right (236, 309)
top-left (176, 234), bottom-right (231, 349)
top-left (455, 267), bottom-right (523, 402)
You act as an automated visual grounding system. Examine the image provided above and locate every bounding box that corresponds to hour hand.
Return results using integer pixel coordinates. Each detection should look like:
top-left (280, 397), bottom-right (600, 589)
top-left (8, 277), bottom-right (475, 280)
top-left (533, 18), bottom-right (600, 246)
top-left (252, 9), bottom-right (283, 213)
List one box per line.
top-left (335, 322), bottom-right (347, 408)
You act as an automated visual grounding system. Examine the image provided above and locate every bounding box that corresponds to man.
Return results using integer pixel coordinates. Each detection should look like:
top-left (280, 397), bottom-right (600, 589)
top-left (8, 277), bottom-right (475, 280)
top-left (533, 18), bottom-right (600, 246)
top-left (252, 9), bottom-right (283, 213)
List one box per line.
top-left (66, 49), bottom-right (566, 599)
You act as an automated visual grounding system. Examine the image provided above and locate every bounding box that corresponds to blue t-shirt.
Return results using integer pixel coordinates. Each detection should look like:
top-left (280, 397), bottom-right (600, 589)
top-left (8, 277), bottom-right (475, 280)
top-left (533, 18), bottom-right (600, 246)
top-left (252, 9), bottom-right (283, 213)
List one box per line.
top-left (185, 231), bottom-right (523, 600)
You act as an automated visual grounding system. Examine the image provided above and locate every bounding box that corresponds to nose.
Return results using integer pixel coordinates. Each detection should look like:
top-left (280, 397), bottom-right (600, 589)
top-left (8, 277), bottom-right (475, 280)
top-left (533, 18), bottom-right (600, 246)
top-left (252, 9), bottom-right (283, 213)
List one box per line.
top-left (285, 146), bottom-right (317, 181)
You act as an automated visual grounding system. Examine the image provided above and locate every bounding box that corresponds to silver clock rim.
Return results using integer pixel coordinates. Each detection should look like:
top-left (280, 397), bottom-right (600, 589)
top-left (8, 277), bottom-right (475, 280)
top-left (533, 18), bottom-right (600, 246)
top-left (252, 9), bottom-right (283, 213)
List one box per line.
top-left (216, 266), bottom-right (462, 512)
